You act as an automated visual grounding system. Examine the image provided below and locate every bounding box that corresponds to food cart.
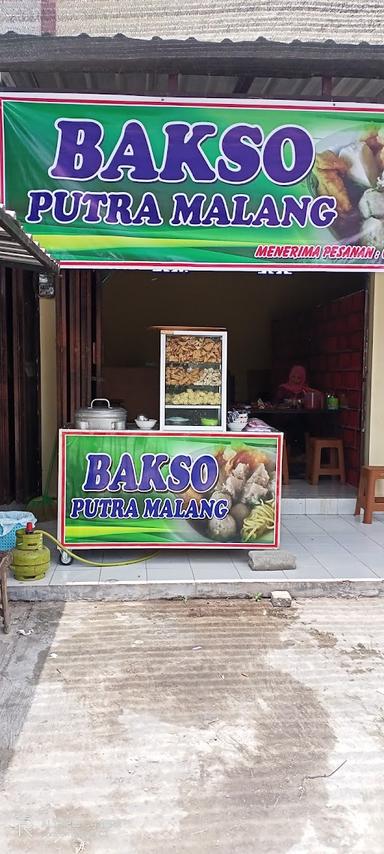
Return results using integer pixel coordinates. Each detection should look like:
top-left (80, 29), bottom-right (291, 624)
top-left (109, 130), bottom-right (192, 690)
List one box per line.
top-left (57, 327), bottom-right (283, 560)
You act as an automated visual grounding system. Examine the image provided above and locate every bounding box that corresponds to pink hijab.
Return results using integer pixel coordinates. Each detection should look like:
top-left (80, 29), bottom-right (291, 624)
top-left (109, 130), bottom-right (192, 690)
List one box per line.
top-left (279, 365), bottom-right (310, 396)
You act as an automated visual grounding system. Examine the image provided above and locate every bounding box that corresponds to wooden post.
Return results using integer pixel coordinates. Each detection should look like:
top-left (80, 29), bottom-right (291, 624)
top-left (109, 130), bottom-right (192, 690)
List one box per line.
top-left (0, 267), bottom-right (11, 503)
top-left (321, 76), bottom-right (333, 100)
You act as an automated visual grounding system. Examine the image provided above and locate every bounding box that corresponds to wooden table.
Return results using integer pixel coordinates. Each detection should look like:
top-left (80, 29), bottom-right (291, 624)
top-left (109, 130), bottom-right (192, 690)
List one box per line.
top-left (250, 407), bottom-right (340, 434)
top-left (0, 552), bottom-right (11, 633)
top-left (251, 407), bottom-right (340, 417)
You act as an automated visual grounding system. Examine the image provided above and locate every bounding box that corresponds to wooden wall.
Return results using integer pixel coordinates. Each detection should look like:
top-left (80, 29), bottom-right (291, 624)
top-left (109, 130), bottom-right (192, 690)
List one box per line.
top-left (56, 269), bottom-right (101, 426)
top-left (271, 289), bottom-right (366, 486)
top-left (0, 266), bottom-right (41, 504)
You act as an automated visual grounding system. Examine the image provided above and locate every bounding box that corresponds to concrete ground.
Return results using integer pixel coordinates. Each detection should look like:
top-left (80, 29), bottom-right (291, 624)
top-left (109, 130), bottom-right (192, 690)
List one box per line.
top-left (0, 599), bottom-right (384, 854)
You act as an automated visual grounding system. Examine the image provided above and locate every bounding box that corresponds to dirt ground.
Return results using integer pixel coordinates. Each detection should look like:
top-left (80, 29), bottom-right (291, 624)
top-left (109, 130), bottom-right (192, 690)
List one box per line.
top-left (0, 597), bottom-right (384, 854)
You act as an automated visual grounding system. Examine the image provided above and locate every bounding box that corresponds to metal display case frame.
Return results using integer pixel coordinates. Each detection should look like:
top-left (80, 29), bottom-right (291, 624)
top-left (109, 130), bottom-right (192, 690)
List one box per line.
top-left (159, 328), bottom-right (227, 432)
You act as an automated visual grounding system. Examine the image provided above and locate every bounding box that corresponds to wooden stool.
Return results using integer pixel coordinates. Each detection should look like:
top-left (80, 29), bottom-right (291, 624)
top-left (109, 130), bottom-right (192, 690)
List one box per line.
top-left (282, 438), bottom-right (289, 486)
top-left (308, 438), bottom-right (346, 486)
top-left (355, 466), bottom-right (384, 524)
top-left (0, 552), bottom-right (11, 634)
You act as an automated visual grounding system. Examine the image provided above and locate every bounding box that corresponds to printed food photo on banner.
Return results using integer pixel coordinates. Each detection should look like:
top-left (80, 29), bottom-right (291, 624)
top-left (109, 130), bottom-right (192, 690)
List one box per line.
top-left (309, 126), bottom-right (384, 249)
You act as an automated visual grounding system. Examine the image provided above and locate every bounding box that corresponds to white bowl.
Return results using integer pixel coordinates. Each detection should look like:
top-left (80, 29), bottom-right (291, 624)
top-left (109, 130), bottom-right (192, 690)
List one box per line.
top-left (227, 421), bottom-right (245, 432)
top-left (135, 418), bottom-right (157, 430)
top-left (228, 414), bottom-right (248, 426)
top-left (167, 416), bottom-right (189, 424)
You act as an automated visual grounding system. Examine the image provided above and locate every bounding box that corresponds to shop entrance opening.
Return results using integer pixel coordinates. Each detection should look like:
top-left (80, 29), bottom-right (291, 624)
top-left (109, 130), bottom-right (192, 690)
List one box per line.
top-left (99, 269), bottom-right (367, 502)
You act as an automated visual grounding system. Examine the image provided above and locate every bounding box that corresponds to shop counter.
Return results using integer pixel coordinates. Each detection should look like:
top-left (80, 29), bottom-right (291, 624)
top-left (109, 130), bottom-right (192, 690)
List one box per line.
top-left (58, 429), bottom-right (283, 550)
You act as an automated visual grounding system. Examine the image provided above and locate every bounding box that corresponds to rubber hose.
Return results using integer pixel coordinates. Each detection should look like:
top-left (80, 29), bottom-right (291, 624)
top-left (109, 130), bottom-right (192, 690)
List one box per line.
top-left (36, 530), bottom-right (158, 567)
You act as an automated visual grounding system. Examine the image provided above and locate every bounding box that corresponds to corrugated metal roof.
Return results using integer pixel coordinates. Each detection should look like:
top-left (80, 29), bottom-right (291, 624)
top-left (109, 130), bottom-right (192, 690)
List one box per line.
top-left (3, 69), bottom-right (384, 105)
top-left (0, 206), bottom-right (59, 271)
top-left (0, 33), bottom-right (383, 83)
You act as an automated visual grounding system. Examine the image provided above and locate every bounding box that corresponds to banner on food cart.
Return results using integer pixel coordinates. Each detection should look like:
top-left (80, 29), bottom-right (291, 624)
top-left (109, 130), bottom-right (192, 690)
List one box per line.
top-left (58, 430), bottom-right (282, 549)
top-left (3, 94), bottom-right (384, 270)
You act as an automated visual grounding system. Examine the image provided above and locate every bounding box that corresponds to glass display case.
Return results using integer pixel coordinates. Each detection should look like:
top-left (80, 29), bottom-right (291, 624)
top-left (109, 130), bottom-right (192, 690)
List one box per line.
top-left (159, 328), bottom-right (227, 431)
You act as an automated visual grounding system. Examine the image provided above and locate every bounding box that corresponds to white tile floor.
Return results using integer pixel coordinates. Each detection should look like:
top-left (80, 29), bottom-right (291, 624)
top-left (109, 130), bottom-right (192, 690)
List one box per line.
top-left (281, 480), bottom-right (356, 515)
top-left (6, 512), bottom-right (384, 587)
top-left (282, 481), bottom-right (356, 498)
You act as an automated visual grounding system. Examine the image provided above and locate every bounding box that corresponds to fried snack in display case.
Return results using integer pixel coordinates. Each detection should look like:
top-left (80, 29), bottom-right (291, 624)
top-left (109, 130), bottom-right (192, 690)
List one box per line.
top-left (160, 329), bottom-right (227, 431)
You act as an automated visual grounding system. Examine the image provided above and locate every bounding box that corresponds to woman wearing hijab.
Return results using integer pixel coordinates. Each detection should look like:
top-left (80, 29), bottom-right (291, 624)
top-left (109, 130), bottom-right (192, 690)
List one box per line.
top-left (274, 365), bottom-right (321, 467)
top-left (275, 365), bottom-right (312, 404)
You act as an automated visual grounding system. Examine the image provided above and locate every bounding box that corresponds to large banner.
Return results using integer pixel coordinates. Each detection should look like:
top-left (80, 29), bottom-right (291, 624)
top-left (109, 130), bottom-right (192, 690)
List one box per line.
top-left (3, 95), bottom-right (384, 270)
top-left (58, 430), bottom-right (282, 549)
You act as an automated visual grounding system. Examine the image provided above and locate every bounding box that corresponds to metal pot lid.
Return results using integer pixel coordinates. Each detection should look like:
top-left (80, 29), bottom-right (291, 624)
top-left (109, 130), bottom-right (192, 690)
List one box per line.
top-left (75, 398), bottom-right (127, 418)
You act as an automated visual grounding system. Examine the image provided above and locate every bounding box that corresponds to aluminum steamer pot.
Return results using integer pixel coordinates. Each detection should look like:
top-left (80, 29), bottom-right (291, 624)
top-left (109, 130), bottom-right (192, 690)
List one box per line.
top-left (74, 399), bottom-right (127, 430)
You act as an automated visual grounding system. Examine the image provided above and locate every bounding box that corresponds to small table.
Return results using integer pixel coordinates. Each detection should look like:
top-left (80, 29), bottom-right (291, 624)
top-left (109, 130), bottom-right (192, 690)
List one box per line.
top-left (251, 407), bottom-right (339, 417)
top-left (0, 552), bottom-right (11, 633)
top-left (251, 407), bottom-right (340, 433)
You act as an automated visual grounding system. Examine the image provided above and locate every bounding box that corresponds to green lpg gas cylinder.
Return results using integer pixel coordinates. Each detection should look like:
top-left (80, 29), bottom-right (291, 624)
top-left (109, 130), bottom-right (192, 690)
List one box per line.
top-left (11, 529), bottom-right (50, 581)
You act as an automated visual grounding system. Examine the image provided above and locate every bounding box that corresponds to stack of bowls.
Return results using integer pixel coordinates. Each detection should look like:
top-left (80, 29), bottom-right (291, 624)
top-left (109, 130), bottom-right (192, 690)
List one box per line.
top-left (227, 409), bottom-right (249, 432)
